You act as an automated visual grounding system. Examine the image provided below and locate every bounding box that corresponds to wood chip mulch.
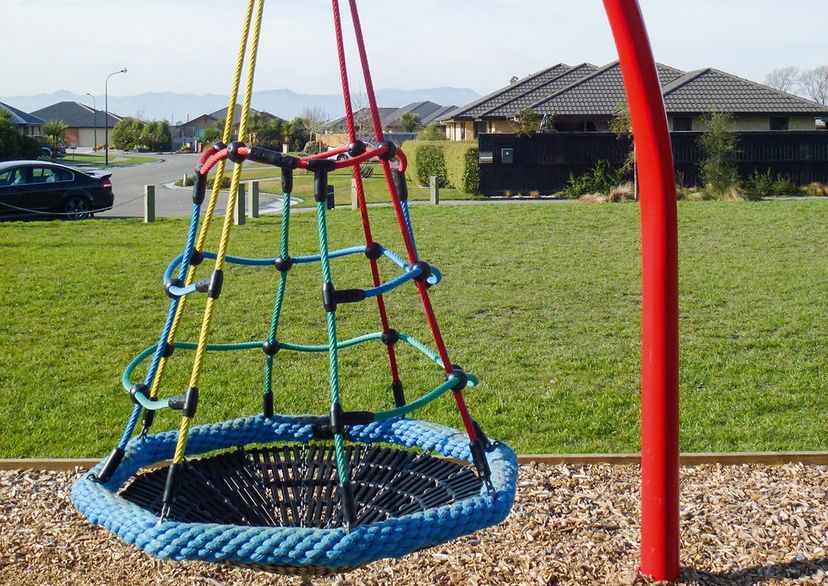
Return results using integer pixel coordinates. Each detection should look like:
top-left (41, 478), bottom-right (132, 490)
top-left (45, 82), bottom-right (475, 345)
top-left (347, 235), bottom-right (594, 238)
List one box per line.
top-left (1, 463), bottom-right (826, 585)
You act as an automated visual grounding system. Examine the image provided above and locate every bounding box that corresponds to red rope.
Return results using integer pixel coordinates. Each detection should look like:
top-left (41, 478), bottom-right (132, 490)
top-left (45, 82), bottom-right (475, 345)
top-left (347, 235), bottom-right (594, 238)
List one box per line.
top-left (331, 0), bottom-right (402, 389)
top-left (346, 0), bottom-right (478, 443)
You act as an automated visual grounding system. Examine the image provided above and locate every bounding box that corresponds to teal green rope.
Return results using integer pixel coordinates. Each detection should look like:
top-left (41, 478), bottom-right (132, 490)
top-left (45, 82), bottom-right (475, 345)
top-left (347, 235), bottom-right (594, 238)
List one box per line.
top-left (315, 198), bottom-right (349, 485)
top-left (264, 191), bottom-right (292, 399)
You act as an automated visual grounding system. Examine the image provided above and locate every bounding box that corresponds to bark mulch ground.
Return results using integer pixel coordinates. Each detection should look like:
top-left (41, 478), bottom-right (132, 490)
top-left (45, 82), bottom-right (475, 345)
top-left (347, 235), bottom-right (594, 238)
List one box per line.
top-left (1, 463), bottom-right (826, 585)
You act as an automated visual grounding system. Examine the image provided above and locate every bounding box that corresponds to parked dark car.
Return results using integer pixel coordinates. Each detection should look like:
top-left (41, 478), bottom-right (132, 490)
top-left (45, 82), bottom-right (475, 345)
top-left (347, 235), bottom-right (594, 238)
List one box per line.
top-left (0, 161), bottom-right (113, 220)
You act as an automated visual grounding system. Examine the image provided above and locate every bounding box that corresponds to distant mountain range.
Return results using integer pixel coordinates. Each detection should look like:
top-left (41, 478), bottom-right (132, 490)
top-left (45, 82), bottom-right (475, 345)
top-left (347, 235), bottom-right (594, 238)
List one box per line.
top-left (1, 87), bottom-right (480, 124)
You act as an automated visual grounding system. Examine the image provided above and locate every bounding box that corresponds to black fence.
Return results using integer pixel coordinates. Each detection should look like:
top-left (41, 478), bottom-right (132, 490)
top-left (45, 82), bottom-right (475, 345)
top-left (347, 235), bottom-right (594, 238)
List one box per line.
top-left (478, 131), bottom-right (828, 196)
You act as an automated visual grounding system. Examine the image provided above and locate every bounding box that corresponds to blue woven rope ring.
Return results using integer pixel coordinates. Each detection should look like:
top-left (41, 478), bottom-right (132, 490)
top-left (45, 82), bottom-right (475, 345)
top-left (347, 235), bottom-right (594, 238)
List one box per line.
top-left (72, 415), bottom-right (518, 570)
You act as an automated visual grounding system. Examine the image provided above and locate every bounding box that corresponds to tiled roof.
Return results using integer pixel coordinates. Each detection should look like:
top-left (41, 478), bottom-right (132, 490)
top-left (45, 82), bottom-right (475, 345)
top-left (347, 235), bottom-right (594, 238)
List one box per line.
top-left (209, 106), bottom-right (283, 125)
top-left (421, 104), bottom-right (457, 126)
top-left (0, 102), bottom-right (45, 126)
top-left (534, 62), bottom-right (685, 116)
top-left (381, 101), bottom-right (445, 129)
top-left (450, 64), bottom-right (572, 119)
top-left (485, 64), bottom-right (599, 118)
top-left (32, 101), bottom-right (121, 128)
top-left (322, 107), bottom-right (399, 131)
top-left (662, 68), bottom-right (828, 114)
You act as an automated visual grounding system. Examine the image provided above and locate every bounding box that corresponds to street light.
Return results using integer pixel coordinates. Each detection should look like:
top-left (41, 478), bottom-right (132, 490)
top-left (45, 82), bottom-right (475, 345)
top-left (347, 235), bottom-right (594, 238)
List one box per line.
top-left (105, 68), bottom-right (128, 166)
top-left (85, 92), bottom-right (97, 152)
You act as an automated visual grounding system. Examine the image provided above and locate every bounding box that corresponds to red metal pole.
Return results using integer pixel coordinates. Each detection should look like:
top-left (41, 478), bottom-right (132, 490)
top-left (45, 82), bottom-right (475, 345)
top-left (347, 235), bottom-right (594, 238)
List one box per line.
top-left (602, 0), bottom-right (680, 581)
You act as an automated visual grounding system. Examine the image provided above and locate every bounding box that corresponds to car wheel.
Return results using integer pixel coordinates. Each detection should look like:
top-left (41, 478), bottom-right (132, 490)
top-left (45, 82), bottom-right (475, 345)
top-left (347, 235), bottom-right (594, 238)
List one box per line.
top-left (63, 196), bottom-right (92, 220)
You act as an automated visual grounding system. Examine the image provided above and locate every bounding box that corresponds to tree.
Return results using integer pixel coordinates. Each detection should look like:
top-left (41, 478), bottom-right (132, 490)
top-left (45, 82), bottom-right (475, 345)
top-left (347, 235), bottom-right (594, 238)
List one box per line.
top-left (401, 112), bottom-right (420, 132)
top-left (510, 107), bottom-right (540, 138)
top-left (764, 67), bottom-right (800, 93)
top-left (0, 111), bottom-right (40, 162)
top-left (799, 66), bottom-right (828, 105)
top-left (139, 120), bottom-right (172, 151)
top-left (43, 119), bottom-right (67, 155)
top-left (300, 106), bottom-right (328, 144)
top-left (200, 119), bottom-right (225, 148)
top-left (610, 101), bottom-right (637, 198)
top-left (111, 118), bottom-right (145, 150)
top-left (698, 111), bottom-right (740, 196)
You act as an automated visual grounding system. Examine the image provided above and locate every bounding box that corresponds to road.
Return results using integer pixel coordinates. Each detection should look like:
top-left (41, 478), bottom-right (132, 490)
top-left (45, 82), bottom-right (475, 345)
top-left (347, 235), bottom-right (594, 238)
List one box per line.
top-left (99, 153), bottom-right (286, 218)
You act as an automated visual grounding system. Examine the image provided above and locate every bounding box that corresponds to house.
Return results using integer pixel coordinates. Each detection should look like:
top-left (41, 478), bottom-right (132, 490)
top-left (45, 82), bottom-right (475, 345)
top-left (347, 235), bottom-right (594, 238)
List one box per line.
top-left (380, 101), bottom-right (458, 132)
top-left (322, 107), bottom-right (398, 135)
top-left (0, 102), bottom-right (46, 138)
top-left (31, 101), bottom-right (121, 148)
top-left (320, 102), bottom-right (456, 146)
top-left (443, 61), bottom-right (828, 139)
top-left (173, 106), bottom-right (283, 148)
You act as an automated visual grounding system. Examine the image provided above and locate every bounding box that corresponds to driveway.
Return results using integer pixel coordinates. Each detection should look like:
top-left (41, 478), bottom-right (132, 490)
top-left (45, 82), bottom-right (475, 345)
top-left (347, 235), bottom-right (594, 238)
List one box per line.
top-left (98, 153), bottom-right (286, 218)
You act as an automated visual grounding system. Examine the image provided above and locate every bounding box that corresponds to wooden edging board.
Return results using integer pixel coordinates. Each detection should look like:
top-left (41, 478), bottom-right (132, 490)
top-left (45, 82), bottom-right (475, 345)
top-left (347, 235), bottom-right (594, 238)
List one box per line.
top-left (1, 452), bottom-right (827, 472)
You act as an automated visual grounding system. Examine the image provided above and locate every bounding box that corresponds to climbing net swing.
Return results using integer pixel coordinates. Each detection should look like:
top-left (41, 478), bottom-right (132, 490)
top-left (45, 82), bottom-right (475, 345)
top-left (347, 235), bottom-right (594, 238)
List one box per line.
top-left (72, 0), bottom-right (517, 575)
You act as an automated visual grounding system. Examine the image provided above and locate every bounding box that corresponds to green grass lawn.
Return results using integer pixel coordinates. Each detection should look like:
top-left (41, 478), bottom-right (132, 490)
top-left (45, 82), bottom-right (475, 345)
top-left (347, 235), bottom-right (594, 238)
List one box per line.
top-left (1, 200), bottom-right (827, 458)
top-left (59, 153), bottom-right (160, 168)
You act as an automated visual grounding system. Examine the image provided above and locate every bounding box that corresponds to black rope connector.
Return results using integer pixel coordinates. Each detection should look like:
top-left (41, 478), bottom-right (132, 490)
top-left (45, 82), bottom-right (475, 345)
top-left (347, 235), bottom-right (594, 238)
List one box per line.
top-left (207, 269), bottom-right (224, 300)
top-left (262, 340), bottom-right (280, 356)
top-left (392, 380), bottom-right (406, 408)
top-left (378, 140), bottom-right (397, 162)
top-left (381, 328), bottom-right (400, 346)
top-left (307, 158), bottom-right (337, 173)
top-left (213, 141), bottom-right (227, 152)
top-left (162, 342), bottom-right (175, 358)
top-left (282, 167), bottom-right (293, 194)
top-left (130, 383), bottom-right (150, 405)
top-left (164, 278), bottom-right (184, 299)
top-left (470, 439), bottom-right (492, 483)
top-left (248, 145), bottom-right (284, 167)
top-left (339, 480), bottom-right (358, 531)
top-left (194, 277), bottom-right (211, 293)
top-left (392, 169), bottom-right (408, 201)
top-left (365, 242), bottom-right (383, 261)
top-left (140, 409), bottom-right (155, 437)
top-left (193, 168), bottom-right (208, 205)
top-left (263, 392), bottom-right (274, 418)
top-left (412, 261), bottom-right (432, 283)
top-left (348, 140), bottom-right (366, 157)
top-left (226, 141), bottom-right (247, 164)
top-left (313, 170), bottom-right (329, 203)
top-left (189, 249), bottom-right (204, 266)
top-left (322, 282), bottom-right (337, 313)
top-left (447, 365), bottom-right (468, 392)
top-left (168, 387), bottom-right (199, 418)
top-left (93, 447), bottom-right (125, 483)
top-left (161, 462), bottom-right (183, 517)
top-left (275, 256), bottom-right (294, 273)
top-left (326, 404), bottom-right (375, 437)
top-left (322, 282), bottom-right (366, 313)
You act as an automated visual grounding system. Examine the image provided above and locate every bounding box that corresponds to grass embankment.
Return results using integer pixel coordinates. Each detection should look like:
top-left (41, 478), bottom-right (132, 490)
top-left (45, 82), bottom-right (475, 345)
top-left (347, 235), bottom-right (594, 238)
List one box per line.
top-left (182, 165), bottom-right (480, 208)
top-left (58, 153), bottom-right (160, 168)
top-left (1, 201), bottom-right (826, 457)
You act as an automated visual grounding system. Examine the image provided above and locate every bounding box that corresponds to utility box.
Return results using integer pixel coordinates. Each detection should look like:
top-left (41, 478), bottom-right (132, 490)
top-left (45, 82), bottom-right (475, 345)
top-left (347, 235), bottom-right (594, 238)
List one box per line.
top-left (501, 148), bottom-right (514, 165)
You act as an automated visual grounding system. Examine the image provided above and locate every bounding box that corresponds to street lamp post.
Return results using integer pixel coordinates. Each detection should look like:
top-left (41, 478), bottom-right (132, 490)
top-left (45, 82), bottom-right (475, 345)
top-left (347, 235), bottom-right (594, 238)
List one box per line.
top-left (105, 68), bottom-right (128, 166)
top-left (85, 92), bottom-right (97, 151)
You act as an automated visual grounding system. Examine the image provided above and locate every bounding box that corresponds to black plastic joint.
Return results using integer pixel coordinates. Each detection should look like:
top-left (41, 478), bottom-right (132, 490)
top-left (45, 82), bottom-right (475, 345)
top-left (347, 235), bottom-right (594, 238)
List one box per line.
top-left (130, 383), bottom-right (150, 405)
top-left (307, 158), bottom-right (337, 173)
top-left (93, 447), bottom-right (125, 483)
top-left (164, 278), bottom-right (184, 299)
top-left (470, 439), bottom-right (492, 482)
top-left (162, 342), bottom-right (175, 358)
top-left (330, 402), bottom-right (345, 435)
top-left (313, 170), bottom-right (329, 203)
top-left (263, 392), bottom-right (274, 418)
top-left (392, 169), bottom-right (408, 201)
top-left (447, 365), bottom-right (468, 392)
top-left (274, 256), bottom-right (294, 273)
top-left (381, 329), bottom-right (400, 346)
top-left (281, 168), bottom-right (294, 194)
top-left (339, 481), bottom-right (358, 530)
top-left (322, 282), bottom-right (337, 313)
top-left (262, 340), bottom-right (280, 356)
top-left (248, 146), bottom-right (284, 167)
top-left (412, 261), bottom-right (432, 283)
top-left (167, 394), bottom-right (186, 411)
top-left (330, 403), bottom-right (374, 436)
top-left (335, 288), bottom-right (367, 306)
top-left (182, 386), bottom-right (199, 418)
top-left (392, 380), bottom-right (406, 408)
top-left (348, 140), bottom-right (366, 157)
top-left (194, 277), bottom-right (211, 293)
top-left (472, 418), bottom-right (492, 450)
top-left (141, 409), bottom-right (156, 434)
top-left (327, 185), bottom-right (336, 210)
top-left (193, 169), bottom-right (208, 205)
top-left (162, 462), bottom-right (182, 508)
top-left (378, 140), bottom-right (397, 161)
top-left (213, 141), bottom-right (227, 152)
top-left (365, 242), bottom-right (383, 261)
top-left (226, 141), bottom-right (247, 164)
top-left (189, 249), bottom-right (204, 266)
top-left (280, 154), bottom-right (300, 169)
top-left (207, 270), bottom-right (224, 299)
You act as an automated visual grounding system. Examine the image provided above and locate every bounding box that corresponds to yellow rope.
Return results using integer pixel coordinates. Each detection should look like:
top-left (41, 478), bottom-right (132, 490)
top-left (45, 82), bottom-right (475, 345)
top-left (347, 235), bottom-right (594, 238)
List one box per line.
top-left (148, 0), bottom-right (256, 402)
top-left (173, 0), bottom-right (266, 464)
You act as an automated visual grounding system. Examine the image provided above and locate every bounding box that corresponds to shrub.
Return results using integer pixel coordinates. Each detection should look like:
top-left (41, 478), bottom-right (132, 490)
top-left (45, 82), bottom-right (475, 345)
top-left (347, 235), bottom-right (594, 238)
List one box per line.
top-left (178, 175), bottom-right (231, 189)
top-left (111, 118), bottom-right (144, 151)
top-left (699, 112), bottom-right (740, 197)
top-left (805, 182), bottom-right (828, 196)
top-left (562, 160), bottom-right (624, 199)
top-left (304, 140), bottom-right (325, 155)
top-left (745, 168), bottom-right (800, 198)
top-left (401, 140), bottom-right (479, 193)
top-left (416, 125), bottom-right (446, 141)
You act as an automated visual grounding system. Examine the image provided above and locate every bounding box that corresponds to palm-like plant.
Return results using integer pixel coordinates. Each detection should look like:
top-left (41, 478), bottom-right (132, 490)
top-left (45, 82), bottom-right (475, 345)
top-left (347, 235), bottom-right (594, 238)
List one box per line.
top-left (43, 119), bottom-right (68, 155)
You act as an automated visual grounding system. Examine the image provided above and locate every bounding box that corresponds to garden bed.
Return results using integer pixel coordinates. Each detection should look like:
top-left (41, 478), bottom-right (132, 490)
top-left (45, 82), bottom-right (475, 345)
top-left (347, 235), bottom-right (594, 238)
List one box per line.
top-left (2, 462), bottom-right (825, 585)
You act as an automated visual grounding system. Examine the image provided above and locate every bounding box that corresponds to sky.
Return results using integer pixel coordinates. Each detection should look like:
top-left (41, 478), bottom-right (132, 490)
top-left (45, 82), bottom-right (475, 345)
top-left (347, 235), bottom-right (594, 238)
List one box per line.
top-left (3, 0), bottom-right (827, 98)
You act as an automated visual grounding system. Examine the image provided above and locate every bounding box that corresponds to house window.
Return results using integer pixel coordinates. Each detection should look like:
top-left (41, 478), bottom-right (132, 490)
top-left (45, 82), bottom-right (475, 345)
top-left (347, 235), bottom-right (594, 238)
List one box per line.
top-left (673, 117), bottom-right (693, 132)
top-left (474, 121), bottom-right (487, 137)
top-left (770, 117), bottom-right (789, 131)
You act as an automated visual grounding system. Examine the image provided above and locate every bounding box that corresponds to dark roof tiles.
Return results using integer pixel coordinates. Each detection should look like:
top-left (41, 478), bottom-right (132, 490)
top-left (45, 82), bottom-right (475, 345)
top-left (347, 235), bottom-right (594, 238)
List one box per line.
top-left (486, 64), bottom-right (599, 118)
top-left (0, 102), bottom-right (45, 126)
